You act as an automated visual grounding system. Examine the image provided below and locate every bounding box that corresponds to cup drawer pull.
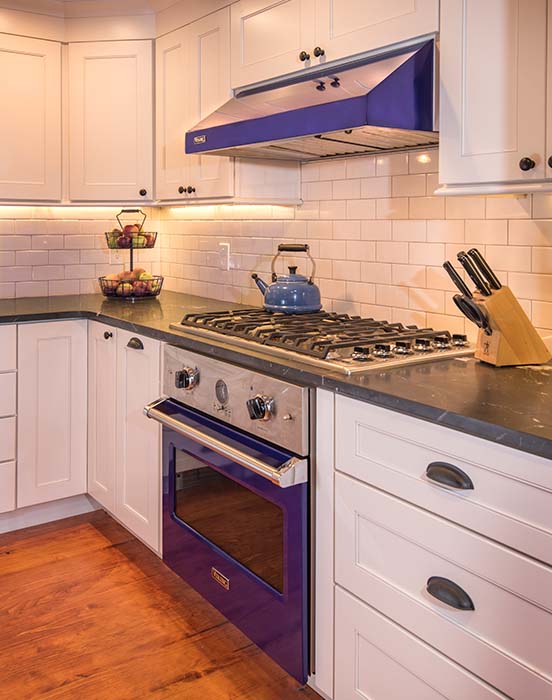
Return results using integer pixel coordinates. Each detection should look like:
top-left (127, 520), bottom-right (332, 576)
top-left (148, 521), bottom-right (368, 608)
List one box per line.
top-left (426, 462), bottom-right (474, 490)
top-left (426, 576), bottom-right (475, 611)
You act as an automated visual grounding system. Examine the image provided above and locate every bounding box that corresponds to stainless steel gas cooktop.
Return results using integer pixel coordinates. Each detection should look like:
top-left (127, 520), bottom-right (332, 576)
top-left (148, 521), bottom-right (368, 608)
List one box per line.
top-left (170, 309), bottom-right (473, 375)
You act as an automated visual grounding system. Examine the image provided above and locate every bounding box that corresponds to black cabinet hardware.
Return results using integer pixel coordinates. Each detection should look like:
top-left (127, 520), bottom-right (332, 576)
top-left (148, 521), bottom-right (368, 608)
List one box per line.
top-left (313, 46), bottom-right (325, 57)
top-left (186, 185), bottom-right (196, 194)
top-left (299, 50), bottom-right (310, 62)
top-left (178, 186), bottom-right (185, 194)
top-left (316, 81), bottom-right (326, 91)
top-left (103, 331), bottom-right (113, 340)
top-left (330, 77), bottom-right (340, 88)
top-left (426, 461), bottom-right (474, 490)
top-left (426, 576), bottom-right (475, 611)
top-left (127, 337), bottom-right (144, 350)
top-left (519, 157), bottom-right (536, 171)
top-left (139, 188), bottom-right (147, 197)
top-left (548, 156), bottom-right (552, 168)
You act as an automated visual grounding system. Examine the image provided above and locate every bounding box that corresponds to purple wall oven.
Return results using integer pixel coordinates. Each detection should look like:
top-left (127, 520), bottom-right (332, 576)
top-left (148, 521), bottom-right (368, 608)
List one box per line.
top-left (145, 345), bottom-right (310, 684)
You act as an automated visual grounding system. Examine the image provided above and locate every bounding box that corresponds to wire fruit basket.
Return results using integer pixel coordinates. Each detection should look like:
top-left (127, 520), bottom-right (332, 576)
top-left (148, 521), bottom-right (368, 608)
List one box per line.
top-left (99, 273), bottom-right (163, 299)
top-left (99, 208), bottom-right (163, 301)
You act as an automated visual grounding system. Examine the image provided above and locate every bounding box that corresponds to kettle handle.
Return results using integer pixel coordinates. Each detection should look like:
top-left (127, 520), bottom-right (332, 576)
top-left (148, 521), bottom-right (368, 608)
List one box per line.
top-left (271, 243), bottom-right (316, 283)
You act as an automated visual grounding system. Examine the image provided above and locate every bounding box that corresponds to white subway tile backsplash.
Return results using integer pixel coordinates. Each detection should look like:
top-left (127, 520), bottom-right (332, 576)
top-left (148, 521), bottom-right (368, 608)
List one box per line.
top-left (0, 150), bottom-right (549, 334)
top-left (376, 197), bottom-right (408, 220)
top-left (392, 174), bottom-right (427, 197)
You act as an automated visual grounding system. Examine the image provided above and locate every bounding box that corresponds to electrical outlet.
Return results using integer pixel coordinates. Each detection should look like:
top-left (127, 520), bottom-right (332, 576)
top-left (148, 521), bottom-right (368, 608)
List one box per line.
top-left (218, 242), bottom-right (230, 271)
top-left (110, 250), bottom-right (123, 264)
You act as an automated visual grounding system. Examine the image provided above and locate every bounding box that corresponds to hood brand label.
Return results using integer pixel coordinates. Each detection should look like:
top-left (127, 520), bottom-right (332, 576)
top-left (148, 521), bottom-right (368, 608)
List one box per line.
top-left (194, 134), bottom-right (206, 144)
top-left (211, 567), bottom-right (230, 590)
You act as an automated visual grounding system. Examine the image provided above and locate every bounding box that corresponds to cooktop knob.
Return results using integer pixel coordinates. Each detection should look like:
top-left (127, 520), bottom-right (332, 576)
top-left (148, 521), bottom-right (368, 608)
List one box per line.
top-left (175, 366), bottom-right (200, 390)
top-left (373, 343), bottom-right (393, 358)
top-left (246, 395), bottom-right (274, 421)
top-left (414, 338), bottom-right (432, 352)
top-left (452, 334), bottom-right (468, 346)
top-left (394, 340), bottom-right (412, 354)
top-left (433, 335), bottom-right (452, 349)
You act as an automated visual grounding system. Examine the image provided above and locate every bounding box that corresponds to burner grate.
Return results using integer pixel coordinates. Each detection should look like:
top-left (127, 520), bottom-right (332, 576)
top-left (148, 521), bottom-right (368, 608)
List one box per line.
top-left (179, 309), bottom-right (451, 360)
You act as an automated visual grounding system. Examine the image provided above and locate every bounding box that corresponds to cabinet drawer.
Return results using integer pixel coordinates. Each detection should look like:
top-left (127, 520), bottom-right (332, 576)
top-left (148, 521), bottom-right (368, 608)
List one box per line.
top-left (335, 395), bottom-right (552, 564)
top-left (335, 587), bottom-right (507, 700)
top-left (0, 325), bottom-right (16, 371)
top-left (0, 373), bottom-right (16, 417)
top-left (0, 461), bottom-right (15, 513)
top-left (335, 473), bottom-right (552, 700)
top-left (0, 417), bottom-right (16, 463)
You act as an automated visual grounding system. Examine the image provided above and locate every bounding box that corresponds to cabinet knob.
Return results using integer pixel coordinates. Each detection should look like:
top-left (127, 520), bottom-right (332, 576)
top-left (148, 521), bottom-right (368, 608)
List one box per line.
top-left (519, 157), bottom-right (536, 171)
top-left (548, 156), bottom-right (552, 168)
top-left (103, 331), bottom-right (113, 340)
top-left (139, 188), bottom-right (147, 197)
top-left (313, 46), bottom-right (325, 57)
top-left (186, 185), bottom-right (196, 194)
top-left (330, 77), bottom-right (340, 88)
top-left (178, 186), bottom-right (185, 194)
top-left (316, 81), bottom-right (326, 91)
top-left (299, 50), bottom-right (310, 62)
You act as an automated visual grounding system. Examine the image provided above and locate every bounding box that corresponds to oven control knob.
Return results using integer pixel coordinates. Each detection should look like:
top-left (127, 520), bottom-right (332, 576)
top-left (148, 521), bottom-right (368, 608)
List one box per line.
top-left (246, 395), bottom-right (274, 421)
top-left (175, 366), bottom-right (200, 390)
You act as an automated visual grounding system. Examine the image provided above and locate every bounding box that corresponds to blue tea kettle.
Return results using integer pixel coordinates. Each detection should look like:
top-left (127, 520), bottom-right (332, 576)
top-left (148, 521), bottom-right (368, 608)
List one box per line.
top-left (252, 244), bottom-right (322, 314)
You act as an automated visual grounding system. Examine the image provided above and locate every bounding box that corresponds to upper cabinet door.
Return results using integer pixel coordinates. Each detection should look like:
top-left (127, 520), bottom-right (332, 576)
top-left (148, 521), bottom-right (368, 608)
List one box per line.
top-left (156, 27), bottom-right (187, 201)
top-left (68, 41), bottom-right (153, 202)
top-left (315, 0), bottom-right (438, 63)
top-left (440, 0), bottom-right (547, 186)
top-left (231, 0), bottom-right (316, 88)
top-left (184, 8), bottom-right (234, 199)
top-left (0, 34), bottom-right (61, 201)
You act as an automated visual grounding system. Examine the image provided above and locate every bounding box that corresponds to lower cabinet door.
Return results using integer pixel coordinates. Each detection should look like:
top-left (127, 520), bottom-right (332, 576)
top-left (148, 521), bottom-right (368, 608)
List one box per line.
top-left (335, 587), bottom-right (508, 700)
top-left (115, 329), bottom-right (161, 551)
top-left (87, 321), bottom-right (117, 512)
top-left (17, 321), bottom-right (87, 508)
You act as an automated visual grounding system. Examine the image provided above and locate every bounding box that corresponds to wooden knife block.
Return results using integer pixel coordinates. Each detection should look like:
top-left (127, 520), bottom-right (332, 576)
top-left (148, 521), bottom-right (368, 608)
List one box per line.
top-left (473, 286), bottom-right (551, 366)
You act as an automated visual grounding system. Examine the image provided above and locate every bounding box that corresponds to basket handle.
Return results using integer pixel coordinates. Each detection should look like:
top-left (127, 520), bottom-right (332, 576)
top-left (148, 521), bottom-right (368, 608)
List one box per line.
top-left (116, 208), bottom-right (147, 232)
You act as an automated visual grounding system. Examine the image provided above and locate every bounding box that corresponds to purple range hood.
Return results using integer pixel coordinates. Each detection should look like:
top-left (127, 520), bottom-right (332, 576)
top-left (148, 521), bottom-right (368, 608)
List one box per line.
top-left (185, 39), bottom-right (437, 162)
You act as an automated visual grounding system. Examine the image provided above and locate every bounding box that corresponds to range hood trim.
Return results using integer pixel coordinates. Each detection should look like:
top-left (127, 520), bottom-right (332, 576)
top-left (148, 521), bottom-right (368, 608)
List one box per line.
top-left (185, 39), bottom-right (436, 162)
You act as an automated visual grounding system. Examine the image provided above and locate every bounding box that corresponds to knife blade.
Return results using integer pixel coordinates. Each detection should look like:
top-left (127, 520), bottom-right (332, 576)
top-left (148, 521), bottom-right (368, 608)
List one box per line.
top-left (443, 261), bottom-right (473, 298)
top-left (466, 248), bottom-right (502, 290)
top-left (457, 252), bottom-right (492, 296)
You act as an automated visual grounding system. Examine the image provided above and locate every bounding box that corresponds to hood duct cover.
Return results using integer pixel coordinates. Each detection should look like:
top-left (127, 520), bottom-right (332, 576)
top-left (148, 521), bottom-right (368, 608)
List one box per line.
top-left (185, 40), bottom-right (437, 162)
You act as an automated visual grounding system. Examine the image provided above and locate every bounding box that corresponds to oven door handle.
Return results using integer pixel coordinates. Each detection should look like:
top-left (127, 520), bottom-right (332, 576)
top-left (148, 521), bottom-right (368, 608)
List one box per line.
top-left (144, 399), bottom-right (307, 488)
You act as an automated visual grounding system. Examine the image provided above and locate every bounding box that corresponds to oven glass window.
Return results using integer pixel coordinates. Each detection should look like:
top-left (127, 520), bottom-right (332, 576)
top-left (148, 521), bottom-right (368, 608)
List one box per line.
top-left (174, 449), bottom-right (284, 593)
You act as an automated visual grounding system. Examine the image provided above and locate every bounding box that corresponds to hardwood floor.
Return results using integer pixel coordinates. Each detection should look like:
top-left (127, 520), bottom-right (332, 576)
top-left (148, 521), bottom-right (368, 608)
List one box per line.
top-left (0, 511), bottom-right (321, 700)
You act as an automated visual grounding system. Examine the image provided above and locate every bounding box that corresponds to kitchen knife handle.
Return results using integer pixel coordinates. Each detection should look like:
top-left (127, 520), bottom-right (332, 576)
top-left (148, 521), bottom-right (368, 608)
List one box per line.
top-left (457, 252), bottom-right (492, 296)
top-left (466, 249), bottom-right (502, 290)
top-left (443, 261), bottom-right (473, 298)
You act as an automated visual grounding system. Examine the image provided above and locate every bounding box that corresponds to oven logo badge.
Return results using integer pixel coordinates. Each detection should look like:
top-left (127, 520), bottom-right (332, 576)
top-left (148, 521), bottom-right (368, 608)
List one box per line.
top-left (194, 135), bottom-right (206, 144)
top-left (211, 567), bottom-right (230, 591)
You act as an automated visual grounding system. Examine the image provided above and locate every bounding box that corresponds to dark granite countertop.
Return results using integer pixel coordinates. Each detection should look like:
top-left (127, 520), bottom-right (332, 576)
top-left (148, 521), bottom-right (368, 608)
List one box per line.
top-left (2, 291), bottom-right (551, 460)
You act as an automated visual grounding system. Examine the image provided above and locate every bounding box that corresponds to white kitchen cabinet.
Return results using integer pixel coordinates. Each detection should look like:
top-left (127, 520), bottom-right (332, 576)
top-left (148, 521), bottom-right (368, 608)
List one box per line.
top-left (156, 10), bottom-right (233, 201)
top-left (68, 41), bottom-right (153, 202)
top-left (439, 0), bottom-right (548, 192)
top-left (335, 588), bottom-right (508, 700)
top-left (231, 0), bottom-right (316, 88)
top-left (87, 321), bottom-right (117, 513)
top-left (17, 321), bottom-right (87, 508)
top-left (0, 34), bottom-right (61, 201)
top-left (88, 323), bottom-right (161, 552)
top-left (115, 329), bottom-right (161, 551)
top-left (315, 0), bottom-right (438, 68)
top-left (231, 0), bottom-right (437, 88)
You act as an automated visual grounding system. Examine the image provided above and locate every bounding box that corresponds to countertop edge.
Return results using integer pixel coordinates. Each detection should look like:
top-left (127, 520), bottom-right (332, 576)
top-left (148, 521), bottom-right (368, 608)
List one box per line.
top-left (4, 301), bottom-right (552, 461)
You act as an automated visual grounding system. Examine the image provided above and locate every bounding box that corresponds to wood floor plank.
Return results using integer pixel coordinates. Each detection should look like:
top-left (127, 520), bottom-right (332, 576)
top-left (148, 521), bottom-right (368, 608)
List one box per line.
top-left (0, 511), bottom-right (321, 700)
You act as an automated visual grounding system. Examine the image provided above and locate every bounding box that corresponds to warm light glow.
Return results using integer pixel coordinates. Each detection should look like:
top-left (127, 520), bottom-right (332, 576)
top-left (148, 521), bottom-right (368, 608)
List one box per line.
top-left (416, 153), bottom-right (432, 164)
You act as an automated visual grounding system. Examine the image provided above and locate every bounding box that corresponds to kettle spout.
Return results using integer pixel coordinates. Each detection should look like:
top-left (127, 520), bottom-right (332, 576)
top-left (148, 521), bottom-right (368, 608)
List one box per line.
top-left (251, 273), bottom-right (268, 295)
